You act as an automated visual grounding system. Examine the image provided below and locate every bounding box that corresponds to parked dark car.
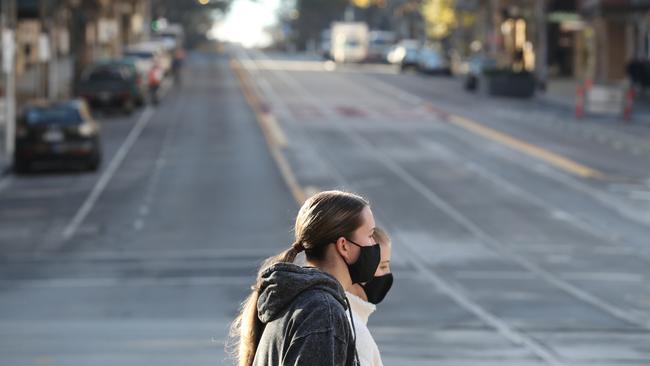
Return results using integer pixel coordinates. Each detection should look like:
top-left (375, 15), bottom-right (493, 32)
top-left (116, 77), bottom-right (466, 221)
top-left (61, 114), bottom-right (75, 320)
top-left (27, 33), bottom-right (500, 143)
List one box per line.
top-left (14, 100), bottom-right (101, 173)
top-left (78, 63), bottom-right (141, 113)
top-left (97, 58), bottom-right (147, 106)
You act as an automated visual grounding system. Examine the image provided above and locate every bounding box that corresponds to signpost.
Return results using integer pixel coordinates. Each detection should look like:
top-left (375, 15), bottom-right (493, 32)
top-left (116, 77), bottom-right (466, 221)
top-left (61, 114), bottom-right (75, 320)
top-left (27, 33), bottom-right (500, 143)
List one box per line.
top-left (1, 0), bottom-right (17, 164)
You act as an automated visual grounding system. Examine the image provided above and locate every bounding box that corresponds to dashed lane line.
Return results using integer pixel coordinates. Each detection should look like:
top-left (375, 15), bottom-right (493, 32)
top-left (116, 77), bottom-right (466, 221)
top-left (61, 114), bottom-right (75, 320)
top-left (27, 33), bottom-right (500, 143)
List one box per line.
top-left (62, 107), bottom-right (155, 240)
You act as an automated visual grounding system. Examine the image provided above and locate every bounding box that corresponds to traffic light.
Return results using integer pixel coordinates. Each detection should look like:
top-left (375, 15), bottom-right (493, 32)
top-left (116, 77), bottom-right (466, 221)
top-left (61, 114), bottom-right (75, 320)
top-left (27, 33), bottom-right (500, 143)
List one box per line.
top-left (151, 18), bottom-right (168, 32)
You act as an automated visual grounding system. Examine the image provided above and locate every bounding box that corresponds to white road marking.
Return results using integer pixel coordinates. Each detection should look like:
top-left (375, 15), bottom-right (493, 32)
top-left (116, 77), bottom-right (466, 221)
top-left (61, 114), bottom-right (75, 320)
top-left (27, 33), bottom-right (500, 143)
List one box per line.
top-left (0, 247), bottom-right (277, 262)
top-left (0, 207), bottom-right (46, 219)
top-left (454, 270), bottom-right (645, 283)
top-left (5, 187), bottom-right (74, 199)
top-left (62, 107), bottom-right (155, 240)
top-left (0, 227), bottom-right (33, 240)
top-left (0, 275), bottom-right (254, 289)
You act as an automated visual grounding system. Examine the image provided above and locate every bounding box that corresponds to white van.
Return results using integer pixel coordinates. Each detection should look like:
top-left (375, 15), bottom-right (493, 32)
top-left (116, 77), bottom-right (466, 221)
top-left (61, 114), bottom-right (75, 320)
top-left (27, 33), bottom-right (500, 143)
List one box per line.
top-left (331, 22), bottom-right (369, 63)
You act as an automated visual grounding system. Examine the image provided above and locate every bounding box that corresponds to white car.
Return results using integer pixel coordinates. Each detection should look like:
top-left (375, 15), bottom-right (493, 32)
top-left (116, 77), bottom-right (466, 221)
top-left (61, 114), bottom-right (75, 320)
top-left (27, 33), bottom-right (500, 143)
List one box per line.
top-left (124, 42), bottom-right (171, 76)
top-left (416, 45), bottom-right (451, 75)
top-left (387, 40), bottom-right (420, 70)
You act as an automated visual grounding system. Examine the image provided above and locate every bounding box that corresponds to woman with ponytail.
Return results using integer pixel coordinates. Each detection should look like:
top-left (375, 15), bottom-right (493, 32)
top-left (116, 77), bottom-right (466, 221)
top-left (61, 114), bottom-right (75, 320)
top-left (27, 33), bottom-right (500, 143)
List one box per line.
top-left (229, 190), bottom-right (381, 366)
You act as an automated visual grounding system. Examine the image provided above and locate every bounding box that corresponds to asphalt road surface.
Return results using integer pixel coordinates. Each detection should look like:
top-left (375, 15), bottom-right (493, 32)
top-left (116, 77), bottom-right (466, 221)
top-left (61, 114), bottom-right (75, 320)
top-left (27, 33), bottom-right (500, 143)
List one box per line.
top-left (1, 48), bottom-right (650, 366)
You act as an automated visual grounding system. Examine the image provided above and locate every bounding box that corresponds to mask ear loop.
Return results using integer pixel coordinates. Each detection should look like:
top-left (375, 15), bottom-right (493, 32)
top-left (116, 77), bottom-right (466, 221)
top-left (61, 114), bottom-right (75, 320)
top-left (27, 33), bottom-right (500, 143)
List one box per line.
top-left (344, 296), bottom-right (361, 365)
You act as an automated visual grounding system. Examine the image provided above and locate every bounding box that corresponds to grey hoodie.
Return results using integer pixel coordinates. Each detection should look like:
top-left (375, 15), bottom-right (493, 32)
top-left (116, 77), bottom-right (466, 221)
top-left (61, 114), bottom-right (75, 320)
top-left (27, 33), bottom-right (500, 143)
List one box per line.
top-left (253, 262), bottom-right (358, 366)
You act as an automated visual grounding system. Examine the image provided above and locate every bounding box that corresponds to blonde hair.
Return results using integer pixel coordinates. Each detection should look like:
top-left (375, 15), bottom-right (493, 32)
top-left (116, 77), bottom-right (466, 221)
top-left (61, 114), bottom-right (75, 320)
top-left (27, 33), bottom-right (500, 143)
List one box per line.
top-left (373, 227), bottom-right (391, 248)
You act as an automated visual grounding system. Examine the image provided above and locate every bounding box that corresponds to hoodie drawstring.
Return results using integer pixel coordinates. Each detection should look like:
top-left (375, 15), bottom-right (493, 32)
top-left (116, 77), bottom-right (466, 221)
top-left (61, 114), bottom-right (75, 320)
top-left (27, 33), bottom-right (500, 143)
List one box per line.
top-left (345, 296), bottom-right (361, 366)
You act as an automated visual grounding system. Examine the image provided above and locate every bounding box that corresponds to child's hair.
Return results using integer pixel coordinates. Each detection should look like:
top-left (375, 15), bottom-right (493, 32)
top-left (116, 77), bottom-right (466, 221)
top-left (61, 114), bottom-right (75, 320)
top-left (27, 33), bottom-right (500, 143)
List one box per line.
top-left (372, 227), bottom-right (391, 247)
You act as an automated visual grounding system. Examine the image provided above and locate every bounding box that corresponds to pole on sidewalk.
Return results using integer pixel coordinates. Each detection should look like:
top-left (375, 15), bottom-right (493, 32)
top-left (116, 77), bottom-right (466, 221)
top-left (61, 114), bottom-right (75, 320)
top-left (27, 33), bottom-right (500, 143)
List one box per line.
top-left (535, 0), bottom-right (548, 91)
top-left (487, 0), bottom-right (499, 58)
top-left (2, 0), bottom-right (17, 164)
top-left (576, 82), bottom-right (585, 119)
top-left (38, 0), bottom-right (51, 100)
top-left (623, 87), bottom-right (634, 122)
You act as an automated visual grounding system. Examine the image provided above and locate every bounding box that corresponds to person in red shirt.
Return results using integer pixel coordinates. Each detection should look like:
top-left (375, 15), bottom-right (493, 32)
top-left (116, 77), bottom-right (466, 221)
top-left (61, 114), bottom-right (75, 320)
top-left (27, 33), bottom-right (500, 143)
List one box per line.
top-left (148, 62), bottom-right (164, 104)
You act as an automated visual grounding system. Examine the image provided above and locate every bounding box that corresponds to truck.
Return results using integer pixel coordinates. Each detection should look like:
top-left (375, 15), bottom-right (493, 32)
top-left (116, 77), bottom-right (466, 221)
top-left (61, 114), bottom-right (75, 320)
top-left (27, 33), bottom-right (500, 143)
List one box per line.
top-left (330, 22), bottom-right (369, 63)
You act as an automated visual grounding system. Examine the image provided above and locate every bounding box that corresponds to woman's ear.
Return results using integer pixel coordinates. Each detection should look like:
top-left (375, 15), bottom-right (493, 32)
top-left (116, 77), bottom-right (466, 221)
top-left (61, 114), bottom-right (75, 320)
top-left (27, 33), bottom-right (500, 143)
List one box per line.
top-left (334, 237), bottom-right (350, 262)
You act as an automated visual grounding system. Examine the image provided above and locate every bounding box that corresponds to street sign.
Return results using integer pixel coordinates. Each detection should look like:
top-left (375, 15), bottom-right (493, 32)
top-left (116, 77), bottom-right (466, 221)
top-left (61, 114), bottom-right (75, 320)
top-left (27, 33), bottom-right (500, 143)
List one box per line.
top-left (98, 18), bottom-right (119, 43)
top-left (586, 85), bottom-right (625, 115)
top-left (2, 29), bottom-right (15, 73)
top-left (38, 33), bottom-right (50, 62)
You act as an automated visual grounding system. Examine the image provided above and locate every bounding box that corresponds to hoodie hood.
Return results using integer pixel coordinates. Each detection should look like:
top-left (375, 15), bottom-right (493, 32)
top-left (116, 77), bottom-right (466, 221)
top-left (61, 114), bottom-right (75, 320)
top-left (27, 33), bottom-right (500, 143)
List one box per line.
top-left (257, 262), bottom-right (348, 324)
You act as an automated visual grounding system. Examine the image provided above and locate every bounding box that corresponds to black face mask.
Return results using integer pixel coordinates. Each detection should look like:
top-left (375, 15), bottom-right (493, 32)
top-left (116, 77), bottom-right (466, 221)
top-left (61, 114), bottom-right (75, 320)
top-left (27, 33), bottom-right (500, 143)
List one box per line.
top-left (361, 273), bottom-right (393, 304)
top-left (344, 238), bottom-right (381, 284)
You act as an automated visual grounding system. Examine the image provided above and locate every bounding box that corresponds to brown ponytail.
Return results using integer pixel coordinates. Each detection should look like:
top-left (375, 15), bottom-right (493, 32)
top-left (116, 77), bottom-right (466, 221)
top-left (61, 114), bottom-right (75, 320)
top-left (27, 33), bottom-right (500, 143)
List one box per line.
top-left (228, 191), bottom-right (368, 366)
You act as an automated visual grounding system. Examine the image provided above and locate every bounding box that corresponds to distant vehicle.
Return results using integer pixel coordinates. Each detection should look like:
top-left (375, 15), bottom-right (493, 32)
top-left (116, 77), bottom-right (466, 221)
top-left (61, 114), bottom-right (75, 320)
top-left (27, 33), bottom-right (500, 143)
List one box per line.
top-left (463, 55), bottom-right (498, 91)
top-left (387, 39), bottom-right (420, 70)
top-left (14, 100), bottom-right (101, 172)
top-left (124, 42), bottom-right (171, 75)
top-left (97, 58), bottom-right (146, 106)
top-left (77, 63), bottom-right (141, 113)
top-left (416, 45), bottom-right (451, 75)
top-left (154, 23), bottom-right (184, 49)
top-left (331, 22), bottom-right (369, 63)
top-left (151, 36), bottom-right (177, 53)
top-left (320, 28), bottom-right (332, 60)
top-left (367, 30), bottom-right (396, 63)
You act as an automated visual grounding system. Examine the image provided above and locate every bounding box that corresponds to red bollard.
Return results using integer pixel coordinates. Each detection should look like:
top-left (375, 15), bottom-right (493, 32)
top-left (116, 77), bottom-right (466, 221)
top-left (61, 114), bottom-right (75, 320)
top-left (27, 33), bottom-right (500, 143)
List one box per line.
top-left (623, 88), bottom-right (635, 122)
top-left (576, 84), bottom-right (585, 119)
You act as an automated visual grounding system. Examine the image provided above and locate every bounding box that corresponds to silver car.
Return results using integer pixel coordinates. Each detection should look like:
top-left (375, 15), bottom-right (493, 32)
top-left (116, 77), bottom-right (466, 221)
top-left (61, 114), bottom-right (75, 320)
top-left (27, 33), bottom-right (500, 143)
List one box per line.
top-left (416, 46), bottom-right (451, 75)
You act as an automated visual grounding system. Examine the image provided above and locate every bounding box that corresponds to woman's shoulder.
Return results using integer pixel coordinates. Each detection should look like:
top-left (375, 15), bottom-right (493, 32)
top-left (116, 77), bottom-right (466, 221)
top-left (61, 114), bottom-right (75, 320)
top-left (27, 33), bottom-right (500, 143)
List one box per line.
top-left (287, 287), bottom-right (351, 339)
top-left (292, 286), bottom-right (349, 318)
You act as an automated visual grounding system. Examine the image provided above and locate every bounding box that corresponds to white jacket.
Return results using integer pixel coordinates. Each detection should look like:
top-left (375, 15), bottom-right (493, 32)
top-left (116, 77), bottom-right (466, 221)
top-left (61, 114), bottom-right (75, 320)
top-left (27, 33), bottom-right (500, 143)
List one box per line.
top-left (346, 291), bottom-right (383, 366)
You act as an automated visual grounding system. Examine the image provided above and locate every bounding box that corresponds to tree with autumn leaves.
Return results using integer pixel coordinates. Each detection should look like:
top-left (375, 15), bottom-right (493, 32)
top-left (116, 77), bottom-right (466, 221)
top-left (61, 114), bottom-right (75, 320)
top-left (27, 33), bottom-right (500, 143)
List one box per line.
top-left (420, 0), bottom-right (457, 40)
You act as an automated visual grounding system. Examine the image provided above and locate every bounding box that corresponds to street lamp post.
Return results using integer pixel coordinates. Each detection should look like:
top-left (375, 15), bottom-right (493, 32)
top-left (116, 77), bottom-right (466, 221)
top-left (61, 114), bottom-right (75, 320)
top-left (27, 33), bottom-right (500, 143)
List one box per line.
top-left (535, 0), bottom-right (548, 91)
top-left (39, 0), bottom-right (52, 99)
top-left (1, 0), bottom-right (17, 166)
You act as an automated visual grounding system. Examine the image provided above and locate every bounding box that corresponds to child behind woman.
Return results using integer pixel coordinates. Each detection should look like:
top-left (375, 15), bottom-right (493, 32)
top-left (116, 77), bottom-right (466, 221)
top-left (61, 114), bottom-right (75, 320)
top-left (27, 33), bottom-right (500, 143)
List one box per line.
top-left (346, 227), bottom-right (393, 366)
